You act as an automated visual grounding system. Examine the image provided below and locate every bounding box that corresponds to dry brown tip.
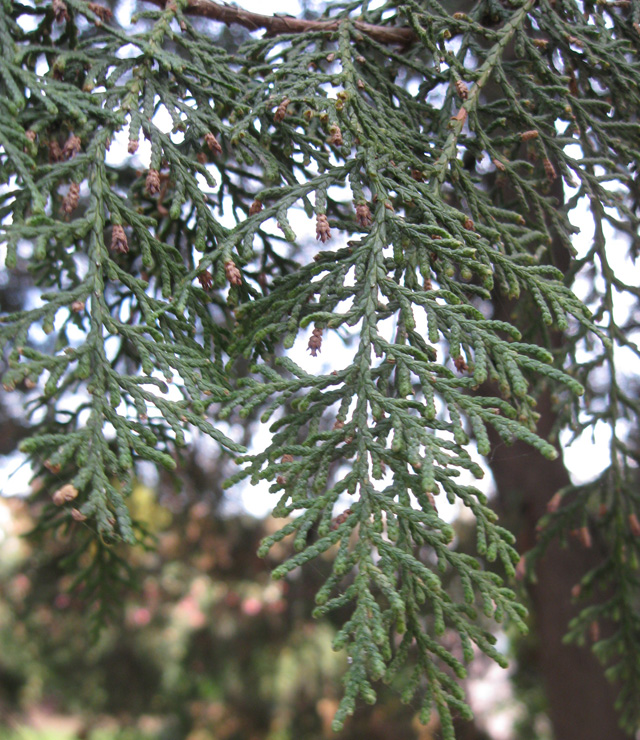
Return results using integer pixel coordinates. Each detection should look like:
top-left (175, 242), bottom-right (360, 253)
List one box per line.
top-left (520, 129), bottom-right (539, 141)
top-left (197, 271), bottom-right (213, 290)
top-left (52, 484), bottom-right (78, 506)
top-left (146, 168), bottom-right (161, 195)
top-left (316, 213), bottom-right (331, 243)
top-left (274, 98), bottom-right (291, 123)
top-left (87, 3), bottom-right (113, 22)
top-left (61, 182), bottom-right (80, 215)
top-left (533, 38), bottom-right (549, 49)
top-left (451, 107), bottom-right (468, 124)
top-left (308, 326), bottom-right (323, 357)
top-left (224, 260), bottom-right (242, 286)
top-left (543, 157), bottom-right (557, 182)
top-left (52, 0), bottom-right (69, 22)
top-left (63, 134), bottom-right (82, 159)
top-left (111, 224), bottom-right (129, 254)
top-left (204, 132), bottom-right (222, 155)
top-left (454, 355), bottom-right (468, 373)
top-left (328, 125), bottom-right (343, 147)
top-left (576, 526), bottom-right (592, 548)
top-left (455, 80), bottom-right (469, 100)
top-left (546, 491), bottom-right (562, 513)
top-left (355, 203), bottom-right (372, 229)
top-left (49, 141), bottom-right (63, 163)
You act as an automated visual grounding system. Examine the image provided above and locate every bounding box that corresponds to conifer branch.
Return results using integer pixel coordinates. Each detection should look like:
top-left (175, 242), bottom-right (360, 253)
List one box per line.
top-left (143, 0), bottom-right (416, 45)
top-left (2, 0), bottom-right (640, 734)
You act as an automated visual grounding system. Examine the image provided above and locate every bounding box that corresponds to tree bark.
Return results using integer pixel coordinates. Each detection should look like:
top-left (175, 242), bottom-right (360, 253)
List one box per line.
top-left (487, 392), bottom-right (627, 740)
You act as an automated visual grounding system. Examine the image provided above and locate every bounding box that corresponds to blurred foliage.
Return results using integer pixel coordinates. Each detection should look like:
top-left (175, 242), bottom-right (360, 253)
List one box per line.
top-left (0, 483), bottom-right (474, 740)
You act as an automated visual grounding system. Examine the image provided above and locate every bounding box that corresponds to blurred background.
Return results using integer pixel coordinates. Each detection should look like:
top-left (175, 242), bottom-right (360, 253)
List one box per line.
top-left (0, 469), bottom-right (533, 740)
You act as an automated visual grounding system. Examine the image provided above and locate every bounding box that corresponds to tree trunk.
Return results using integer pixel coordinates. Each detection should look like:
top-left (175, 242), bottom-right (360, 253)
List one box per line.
top-left (487, 392), bottom-right (626, 740)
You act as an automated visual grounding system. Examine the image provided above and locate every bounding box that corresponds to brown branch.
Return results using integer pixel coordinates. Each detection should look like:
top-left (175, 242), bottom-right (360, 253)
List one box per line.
top-left (143, 0), bottom-right (416, 45)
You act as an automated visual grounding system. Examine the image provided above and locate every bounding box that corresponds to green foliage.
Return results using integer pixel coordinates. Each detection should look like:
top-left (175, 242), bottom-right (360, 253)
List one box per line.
top-left (1, 0), bottom-right (639, 735)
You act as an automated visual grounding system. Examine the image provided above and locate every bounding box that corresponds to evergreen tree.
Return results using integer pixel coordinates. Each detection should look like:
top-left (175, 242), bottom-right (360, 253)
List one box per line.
top-left (1, 0), bottom-right (639, 737)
